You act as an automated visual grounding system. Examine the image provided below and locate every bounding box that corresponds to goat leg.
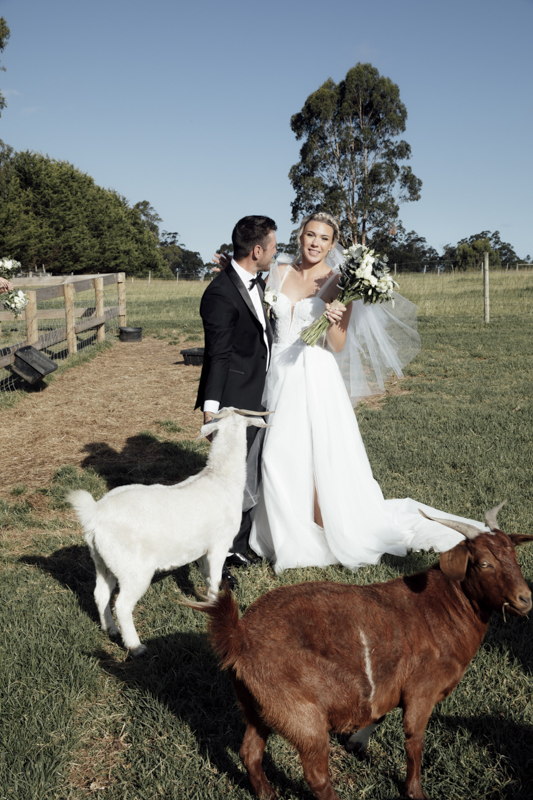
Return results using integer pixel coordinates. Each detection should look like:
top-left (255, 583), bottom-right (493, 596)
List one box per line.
top-left (402, 700), bottom-right (433, 800)
top-left (299, 738), bottom-right (340, 800)
top-left (92, 559), bottom-right (119, 638)
top-left (113, 572), bottom-right (153, 656)
top-left (233, 677), bottom-right (277, 799)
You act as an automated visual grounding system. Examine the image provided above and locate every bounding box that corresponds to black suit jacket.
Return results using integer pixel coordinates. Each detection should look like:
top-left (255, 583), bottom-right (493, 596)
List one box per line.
top-left (195, 265), bottom-right (273, 412)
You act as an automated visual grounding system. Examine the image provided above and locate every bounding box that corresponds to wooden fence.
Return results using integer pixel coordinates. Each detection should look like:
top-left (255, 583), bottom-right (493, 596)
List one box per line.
top-left (0, 272), bottom-right (126, 372)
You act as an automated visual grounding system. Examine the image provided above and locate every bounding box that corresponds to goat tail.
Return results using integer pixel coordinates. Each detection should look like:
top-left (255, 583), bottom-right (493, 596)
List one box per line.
top-left (181, 585), bottom-right (243, 670)
top-left (67, 490), bottom-right (98, 541)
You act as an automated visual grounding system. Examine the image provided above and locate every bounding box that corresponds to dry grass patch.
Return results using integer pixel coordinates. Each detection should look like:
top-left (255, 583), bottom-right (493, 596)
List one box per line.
top-left (0, 337), bottom-right (205, 497)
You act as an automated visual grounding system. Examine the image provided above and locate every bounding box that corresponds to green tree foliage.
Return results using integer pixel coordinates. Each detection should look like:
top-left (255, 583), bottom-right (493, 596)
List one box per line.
top-left (456, 239), bottom-right (500, 271)
top-left (441, 231), bottom-right (524, 272)
top-left (468, 231), bottom-right (520, 266)
top-left (179, 249), bottom-right (205, 280)
top-left (203, 243), bottom-right (233, 276)
top-left (0, 17), bottom-right (10, 117)
top-left (276, 232), bottom-right (300, 257)
top-left (159, 231), bottom-right (205, 280)
top-left (134, 200), bottom-right (162, 239)
top-left (289, 63), bottom-right (422, 246)
top-left (0, 146), bottom-right (170, 277)
top-left (159, 230), bottom-right (184, 275)
top-left (371, 224), bottom-right (439, 272)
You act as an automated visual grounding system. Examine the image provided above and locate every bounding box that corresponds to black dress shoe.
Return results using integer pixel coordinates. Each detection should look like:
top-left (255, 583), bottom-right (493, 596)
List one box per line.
top-left (221, 565), bottom-right (238, 591)
top-left (225, 552), bottom-right (259, 569)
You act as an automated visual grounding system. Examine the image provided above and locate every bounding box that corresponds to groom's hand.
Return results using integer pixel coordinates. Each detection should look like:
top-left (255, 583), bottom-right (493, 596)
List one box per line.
top-left (211, 252), bottom-right (231, 272)
top-left (203, 411), bottom-right (214, 442)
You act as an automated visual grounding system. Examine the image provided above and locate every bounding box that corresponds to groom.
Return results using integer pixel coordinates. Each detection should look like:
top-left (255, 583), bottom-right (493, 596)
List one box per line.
top-left (195, 215), bottom-right (277, 585)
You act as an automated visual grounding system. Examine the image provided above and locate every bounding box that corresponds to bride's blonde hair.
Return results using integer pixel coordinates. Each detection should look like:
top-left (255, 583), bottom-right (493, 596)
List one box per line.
top-left (297, 212), bottom-right (340, 251)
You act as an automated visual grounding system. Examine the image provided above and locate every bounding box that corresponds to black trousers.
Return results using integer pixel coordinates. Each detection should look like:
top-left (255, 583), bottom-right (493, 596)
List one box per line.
top-left (230, 423), bottom-right (265, 555)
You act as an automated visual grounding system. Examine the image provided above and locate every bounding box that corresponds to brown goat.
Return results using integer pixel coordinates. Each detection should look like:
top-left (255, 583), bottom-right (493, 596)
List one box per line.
top-left (188, 503), bottom-right (533, 800)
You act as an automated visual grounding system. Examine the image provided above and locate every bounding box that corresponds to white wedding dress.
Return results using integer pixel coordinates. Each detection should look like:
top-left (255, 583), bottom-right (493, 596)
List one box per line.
top-left (249, 264), bottom-right (486, 574)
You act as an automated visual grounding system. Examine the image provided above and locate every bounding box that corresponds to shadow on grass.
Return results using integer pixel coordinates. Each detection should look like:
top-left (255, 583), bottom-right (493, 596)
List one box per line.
top-left (79, 433), bottom-right (208, 488)
top-left (18, 545), bottom-right (199, 626)
top-left (94, 632), bottom-right (326, 800)
top-left (428, 711), bottom-right (533, 800)
top-left (94, 631), bottom-right (533, 800)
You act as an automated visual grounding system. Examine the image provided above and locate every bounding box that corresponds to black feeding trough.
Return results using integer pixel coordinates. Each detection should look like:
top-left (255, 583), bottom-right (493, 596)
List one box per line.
top-left (180, 347), bottom-right (204, 366)
top-left (119, 327), bottom-right (143, 342)
top-left (12, 345), bottom-right (58, 385)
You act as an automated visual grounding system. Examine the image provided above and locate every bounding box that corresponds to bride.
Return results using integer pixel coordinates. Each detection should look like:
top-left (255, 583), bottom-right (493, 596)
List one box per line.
top-left (248, 211), bottom-right (485, 573)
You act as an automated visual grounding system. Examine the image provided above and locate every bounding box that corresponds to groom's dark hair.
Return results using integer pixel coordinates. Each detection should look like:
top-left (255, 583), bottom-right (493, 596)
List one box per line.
top-left (232, 215), bottom-right (277, 261)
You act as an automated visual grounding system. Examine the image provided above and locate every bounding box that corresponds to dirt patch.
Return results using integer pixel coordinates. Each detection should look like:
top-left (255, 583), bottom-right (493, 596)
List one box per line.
top-left (0, 339), bottom-right (410, 499)
top-left (0, 338), bottom-right (204, 498)
top-left (355, 377), bottom-right (411, 411)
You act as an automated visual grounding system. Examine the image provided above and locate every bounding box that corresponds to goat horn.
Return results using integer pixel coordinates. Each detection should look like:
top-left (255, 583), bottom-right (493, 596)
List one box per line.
top-left (210, 408), bottom-right (231, 420)
top-left (485, 500), bottom-right (507, 532)
top-left (234, 409), bottom-right (274, 417)
top-left (418, 509), bottom-right (482, 540)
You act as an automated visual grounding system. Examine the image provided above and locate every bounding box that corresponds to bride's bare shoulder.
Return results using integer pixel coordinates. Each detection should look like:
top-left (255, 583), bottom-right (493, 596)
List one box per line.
top-left (320, 271), bottom-right (341, 302)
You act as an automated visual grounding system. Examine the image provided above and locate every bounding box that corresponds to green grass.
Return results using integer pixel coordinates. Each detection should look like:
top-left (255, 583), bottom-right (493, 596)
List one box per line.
top-left (1, 272), bottom-right (533, 799)
top-left (124, 278), bottom-right (206, 341)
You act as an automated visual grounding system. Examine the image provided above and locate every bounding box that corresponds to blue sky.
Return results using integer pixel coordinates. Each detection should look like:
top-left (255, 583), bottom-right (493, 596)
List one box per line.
top-left (1, 0), bottom-right (532, 262)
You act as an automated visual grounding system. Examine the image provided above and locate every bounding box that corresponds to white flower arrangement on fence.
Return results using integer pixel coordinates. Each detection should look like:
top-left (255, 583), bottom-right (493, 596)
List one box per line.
top-left (0, 257), bottom-right (29, 318)
top-left (300, 244), bottom-right (399, 347)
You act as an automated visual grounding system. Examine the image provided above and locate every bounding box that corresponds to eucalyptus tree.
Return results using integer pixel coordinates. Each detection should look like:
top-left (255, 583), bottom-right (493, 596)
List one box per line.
top-left (289, 63), bottom-right (422, 246)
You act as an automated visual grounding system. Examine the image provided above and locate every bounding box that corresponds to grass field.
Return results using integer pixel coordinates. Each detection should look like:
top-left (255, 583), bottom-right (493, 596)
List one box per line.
top-left (1, 270), bottom-right (533, 799)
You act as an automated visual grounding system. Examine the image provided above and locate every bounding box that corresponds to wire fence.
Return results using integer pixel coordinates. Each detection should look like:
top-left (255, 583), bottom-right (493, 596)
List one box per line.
top-left (0, 273), bottom-right (125, 394)
top-left (388, 261), bottom-right (533, 275)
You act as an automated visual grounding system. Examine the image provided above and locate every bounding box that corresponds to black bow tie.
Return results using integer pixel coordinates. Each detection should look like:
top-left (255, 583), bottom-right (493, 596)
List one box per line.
top-left (248, 275), bottom-right (261, 290)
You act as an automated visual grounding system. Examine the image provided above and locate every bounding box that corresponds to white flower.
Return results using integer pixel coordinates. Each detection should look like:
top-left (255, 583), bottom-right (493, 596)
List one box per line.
top-left (0, 256), bottom-right (21, 277)
top-left (1, 288), bottom-right (29, 318)
top-left (263, 289), bottom-right (277, 308)
top-left (349, 244), bottom-right (364, 259)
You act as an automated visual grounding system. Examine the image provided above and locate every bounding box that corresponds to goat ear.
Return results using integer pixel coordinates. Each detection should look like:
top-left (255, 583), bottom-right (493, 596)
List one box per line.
top-left (439, 542), bottom-right (470, 581)
top-left (198, 421), bottom-right (218, 439)
top-left (509, 533), bottom-right (533, 547)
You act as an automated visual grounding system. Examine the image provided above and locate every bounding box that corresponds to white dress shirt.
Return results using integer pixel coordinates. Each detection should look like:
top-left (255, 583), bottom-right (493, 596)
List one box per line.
top-left (203, 259), bottom-right (269, 414)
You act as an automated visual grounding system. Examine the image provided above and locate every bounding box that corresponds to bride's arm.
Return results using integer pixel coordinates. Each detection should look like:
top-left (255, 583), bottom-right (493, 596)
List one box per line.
top-left (325, 300), bottom-right (352, 352)
top-left (323, 280), bottom-right (352, 352)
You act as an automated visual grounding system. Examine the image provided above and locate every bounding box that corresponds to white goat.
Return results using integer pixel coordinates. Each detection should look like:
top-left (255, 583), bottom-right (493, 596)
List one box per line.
top-left (68, 407), bottom-right (269, 656)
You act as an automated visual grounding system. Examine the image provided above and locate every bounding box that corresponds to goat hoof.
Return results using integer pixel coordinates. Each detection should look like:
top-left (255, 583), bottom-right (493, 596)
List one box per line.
top-left (346, 741), bottom-right (366, 757)
top-left (130, 644), bottom-right (148, 657)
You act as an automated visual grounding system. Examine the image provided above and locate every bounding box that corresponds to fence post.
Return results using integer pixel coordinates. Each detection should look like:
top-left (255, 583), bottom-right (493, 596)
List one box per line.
top-left (117, 272), bottom-right (126, 327)
top-left (63, 282), bottom-right (77, 354)
top-left (94, 276), bottom-right (105, 343)
top-left (25, 290), bottom-right (39, 345)
top-left (394, 263), bottom-right (397, 276)
top-left (484, 252), bottom-right (490, 324)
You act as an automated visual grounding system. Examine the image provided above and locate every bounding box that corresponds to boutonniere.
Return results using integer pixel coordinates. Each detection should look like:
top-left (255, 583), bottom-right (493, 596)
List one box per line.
top-left (263, 289), bottom-right (277, 318)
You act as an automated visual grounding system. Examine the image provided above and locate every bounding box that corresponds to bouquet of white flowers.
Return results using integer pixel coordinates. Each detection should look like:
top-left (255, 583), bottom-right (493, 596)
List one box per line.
top-left (300, 244), bottom-right (398, 347)
top-left (0, 257), bottom-right (29, 318)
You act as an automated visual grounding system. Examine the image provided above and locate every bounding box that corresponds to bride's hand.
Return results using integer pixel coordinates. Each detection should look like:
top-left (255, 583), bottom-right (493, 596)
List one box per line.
top-left (325, 301), bottom-right (346, 325)
top-left (211, 252), bottom-right (231, 272)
